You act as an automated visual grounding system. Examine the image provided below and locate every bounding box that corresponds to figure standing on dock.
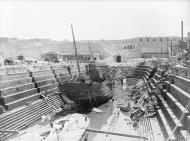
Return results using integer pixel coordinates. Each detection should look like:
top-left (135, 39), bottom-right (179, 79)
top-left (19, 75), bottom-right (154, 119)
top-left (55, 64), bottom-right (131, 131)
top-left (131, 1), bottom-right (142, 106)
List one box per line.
top-left (123, 78), bottom-right (127, 90)
top-left (67, 65), bottom-right (71, 75)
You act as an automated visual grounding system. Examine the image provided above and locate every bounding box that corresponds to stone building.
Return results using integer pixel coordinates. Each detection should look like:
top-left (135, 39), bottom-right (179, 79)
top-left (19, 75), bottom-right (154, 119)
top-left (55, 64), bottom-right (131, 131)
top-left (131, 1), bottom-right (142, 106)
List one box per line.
top-left (43, 51), bottom-right (100, 62)
top-left (123, 37), bottom-right (170, 58)
top-left (113, 36), bottom-right (189, 62)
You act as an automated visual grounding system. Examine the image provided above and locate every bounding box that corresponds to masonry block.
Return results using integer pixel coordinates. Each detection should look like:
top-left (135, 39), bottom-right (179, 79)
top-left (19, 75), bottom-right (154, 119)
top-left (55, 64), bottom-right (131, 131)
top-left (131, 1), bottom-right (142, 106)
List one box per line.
top-left (0, 78), bottom-right (32, 89)
top-left (173, 76), bottom-right (190, 94)
top-left (0, 83), bottom-right (35, 97)
top-left (170, 84), bottom-right (190, 109)
top-left (36, 79), bottom-right (57, 87)
top-left (30, 70), bottom-right (53, 77)
top-left (0, 88), bottom-right (38, 104)
top-left (4, 93), bottom-right (40, 110)
top-left (0, 72), bottom-right (30, 82)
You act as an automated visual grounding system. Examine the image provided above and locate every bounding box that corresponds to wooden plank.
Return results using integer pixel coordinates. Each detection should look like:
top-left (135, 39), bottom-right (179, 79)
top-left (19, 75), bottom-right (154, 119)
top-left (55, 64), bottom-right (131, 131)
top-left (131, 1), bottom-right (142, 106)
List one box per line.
top-left (86, 128), bottom-right (148, 140)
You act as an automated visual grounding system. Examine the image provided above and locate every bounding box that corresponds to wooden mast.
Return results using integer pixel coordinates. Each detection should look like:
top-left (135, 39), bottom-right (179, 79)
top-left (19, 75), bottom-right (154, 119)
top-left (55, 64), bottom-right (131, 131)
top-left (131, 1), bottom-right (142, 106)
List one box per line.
top-left (71, 24), bottom-right (80, 74)
top-left (88, 41), bottom-right (95, 64)
top-left (71, 24), bottom-right (81, 110)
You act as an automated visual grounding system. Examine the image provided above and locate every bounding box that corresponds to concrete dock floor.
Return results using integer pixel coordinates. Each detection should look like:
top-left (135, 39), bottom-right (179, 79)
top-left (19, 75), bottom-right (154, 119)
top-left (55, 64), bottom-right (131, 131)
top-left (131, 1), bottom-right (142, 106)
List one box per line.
top-left (87, 84), bottom-right (164, 141)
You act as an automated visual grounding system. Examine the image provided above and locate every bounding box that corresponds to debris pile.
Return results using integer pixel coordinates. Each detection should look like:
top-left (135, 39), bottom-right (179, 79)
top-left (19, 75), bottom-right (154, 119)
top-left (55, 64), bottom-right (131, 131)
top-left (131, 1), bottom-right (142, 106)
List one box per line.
top-left (103, 65), bottom-right (134, 85)
top-left (120, 79), bottom-right (158, 126)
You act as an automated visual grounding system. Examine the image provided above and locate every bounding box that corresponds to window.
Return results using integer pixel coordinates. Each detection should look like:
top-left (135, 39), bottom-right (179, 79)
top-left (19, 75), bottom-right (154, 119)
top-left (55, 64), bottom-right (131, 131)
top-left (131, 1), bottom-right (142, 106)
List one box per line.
top-left (160, 38), bottom-right (163, 42)
top-left (140, 38), bottom-right (142, 42)
top-left (147, 38), bottom-right (149, 42)
top-left (124, 46), bottom-right (126, 49)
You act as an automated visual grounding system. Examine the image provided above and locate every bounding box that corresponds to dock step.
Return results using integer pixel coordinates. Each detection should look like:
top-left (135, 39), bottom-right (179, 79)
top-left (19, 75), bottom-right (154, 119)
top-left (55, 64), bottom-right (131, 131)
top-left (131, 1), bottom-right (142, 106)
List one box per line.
top-left (0, 92), bottom-right (65, 141)
top-left (0, 83), bottom-right (35, 97)
top-left (184, 116), bottom-right (190, 133)
top-left (157, 95), bottom-right (182, 134)
top-left (164, 92), bottom-right (189, 120)
top-left (53, 68), bottom-right (69, 75)
top-left (165, 92), bottom-right (189, 124)
top-left (0, 72), bottom-right (30, 82)
top-left (0, 77), bottom-right (32, 89)
top-left (30, 70), bottom-right (53, 77)
top-left (0, 88), bottom-right (38, 104)
top-left (170, 84), bottom-right (190, 108)
top-left (4, 93), bottom-right (40, 110)
top-left (38, 83), bottom-right (59, 92)
top-left (173, 75), bottom-right (190, 94)
top-left (32, 74), bottom-right (55, 82)
top-left (177, 130), bottom-right (190, 141)
top-left (0, 100), bottom-right (52, 140)
top-left (157, 109), bottom-right (176, 141)
top-left (36, 78), bottom-right (57, 87)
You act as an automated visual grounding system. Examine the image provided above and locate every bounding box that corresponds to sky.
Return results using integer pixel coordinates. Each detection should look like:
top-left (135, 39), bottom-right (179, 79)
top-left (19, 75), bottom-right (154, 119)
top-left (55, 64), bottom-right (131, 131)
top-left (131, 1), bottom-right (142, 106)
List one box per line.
top-left (0, 0), bottom-right (190, 41)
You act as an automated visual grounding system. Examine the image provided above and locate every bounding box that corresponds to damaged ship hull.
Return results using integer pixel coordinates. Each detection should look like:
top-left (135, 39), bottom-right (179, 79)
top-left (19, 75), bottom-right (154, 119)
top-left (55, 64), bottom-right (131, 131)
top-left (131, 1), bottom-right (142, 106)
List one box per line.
top-left (59, 82), bottom-right (113, 109)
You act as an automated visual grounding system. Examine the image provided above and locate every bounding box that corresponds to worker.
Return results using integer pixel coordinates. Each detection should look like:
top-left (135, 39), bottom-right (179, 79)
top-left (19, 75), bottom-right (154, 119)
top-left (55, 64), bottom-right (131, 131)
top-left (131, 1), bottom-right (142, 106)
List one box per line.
top-left (123, 78), bottom-right (127, 90)
top-left (67, 66), bottom-right (71, 75)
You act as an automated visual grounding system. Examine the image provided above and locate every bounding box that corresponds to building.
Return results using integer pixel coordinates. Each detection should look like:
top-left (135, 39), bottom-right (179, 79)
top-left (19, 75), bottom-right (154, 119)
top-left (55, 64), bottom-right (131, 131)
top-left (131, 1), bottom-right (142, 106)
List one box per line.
top-left (112, 36), bottom-right (189, 62)
top-left (43, 51), bottom-right (100, 62)
top-left (123, 37), bottom-right (170, 58)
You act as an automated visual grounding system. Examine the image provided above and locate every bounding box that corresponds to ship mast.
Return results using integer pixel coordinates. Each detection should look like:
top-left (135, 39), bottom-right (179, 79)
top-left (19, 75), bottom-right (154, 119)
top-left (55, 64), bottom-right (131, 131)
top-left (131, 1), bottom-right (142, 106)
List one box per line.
top-left (88, 41), bottom-right (95, 64)
top-left (71, 24), bottom-right (80, 74)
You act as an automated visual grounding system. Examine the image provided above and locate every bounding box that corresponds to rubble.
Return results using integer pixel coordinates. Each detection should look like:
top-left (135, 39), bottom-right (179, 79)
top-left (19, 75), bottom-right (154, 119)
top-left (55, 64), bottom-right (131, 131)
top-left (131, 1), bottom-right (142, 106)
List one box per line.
top-left (103, 65), bottom-right (134, 85)
top-left (118, 78), bottom-right (158, 126)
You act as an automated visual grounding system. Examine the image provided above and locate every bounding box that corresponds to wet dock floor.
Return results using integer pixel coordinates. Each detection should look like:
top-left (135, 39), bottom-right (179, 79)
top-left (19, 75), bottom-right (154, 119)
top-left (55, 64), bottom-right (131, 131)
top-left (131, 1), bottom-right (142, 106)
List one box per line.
top-left (87, 85), bottom-right (164, 141)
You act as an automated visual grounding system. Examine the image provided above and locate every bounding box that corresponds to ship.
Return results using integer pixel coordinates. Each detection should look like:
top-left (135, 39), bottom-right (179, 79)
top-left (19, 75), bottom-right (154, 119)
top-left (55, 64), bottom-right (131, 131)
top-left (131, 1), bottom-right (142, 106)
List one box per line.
top-left (59, 25), bottom-right (113, 109)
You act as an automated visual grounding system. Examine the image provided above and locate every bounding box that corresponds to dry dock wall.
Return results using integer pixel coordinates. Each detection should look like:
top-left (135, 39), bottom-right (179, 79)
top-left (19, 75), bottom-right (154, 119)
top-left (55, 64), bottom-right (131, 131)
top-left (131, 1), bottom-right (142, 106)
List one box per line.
top-left (0, 65), bottom-right (84, 112)
top-left (151, 66), bottom-right (190, 141)
top-left (0, 64), bottom-right (85, 140)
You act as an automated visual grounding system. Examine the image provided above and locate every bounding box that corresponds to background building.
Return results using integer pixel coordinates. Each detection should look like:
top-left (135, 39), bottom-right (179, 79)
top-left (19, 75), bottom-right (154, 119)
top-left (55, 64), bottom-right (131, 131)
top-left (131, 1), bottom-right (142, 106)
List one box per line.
top-left (43, 51), bottom-right (100, 62)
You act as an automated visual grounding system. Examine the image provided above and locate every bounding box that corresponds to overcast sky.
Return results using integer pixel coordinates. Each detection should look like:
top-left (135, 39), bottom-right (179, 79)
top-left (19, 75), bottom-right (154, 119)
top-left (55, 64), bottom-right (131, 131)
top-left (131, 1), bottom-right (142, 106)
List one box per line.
top-left (0, 0), bottom-right (190, 41)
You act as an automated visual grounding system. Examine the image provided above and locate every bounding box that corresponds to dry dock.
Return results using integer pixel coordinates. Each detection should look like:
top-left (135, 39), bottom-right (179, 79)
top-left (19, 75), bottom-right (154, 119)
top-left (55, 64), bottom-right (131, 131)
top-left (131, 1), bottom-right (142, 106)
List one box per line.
top-left (1, 62), bottom-right (190, 141)
top-left (87, 84), bottom-right (164, 141)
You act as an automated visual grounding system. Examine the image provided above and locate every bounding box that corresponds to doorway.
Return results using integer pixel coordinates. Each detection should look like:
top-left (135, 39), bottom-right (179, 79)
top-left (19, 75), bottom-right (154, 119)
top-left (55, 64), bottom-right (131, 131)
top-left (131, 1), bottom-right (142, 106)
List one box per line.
top-left (116, 55), bottom-right (121, 62)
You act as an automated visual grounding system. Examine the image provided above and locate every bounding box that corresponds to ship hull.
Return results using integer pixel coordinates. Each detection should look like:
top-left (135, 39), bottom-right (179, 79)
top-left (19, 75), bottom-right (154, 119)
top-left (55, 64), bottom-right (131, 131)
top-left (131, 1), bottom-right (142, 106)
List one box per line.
top-left (59, 82), bottom-right (113, 109)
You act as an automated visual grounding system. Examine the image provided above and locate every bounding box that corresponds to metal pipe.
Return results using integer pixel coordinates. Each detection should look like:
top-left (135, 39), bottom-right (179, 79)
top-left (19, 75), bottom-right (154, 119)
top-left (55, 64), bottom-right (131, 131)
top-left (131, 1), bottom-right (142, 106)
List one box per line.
top-left (86, 128), bottom-right (148, 140)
